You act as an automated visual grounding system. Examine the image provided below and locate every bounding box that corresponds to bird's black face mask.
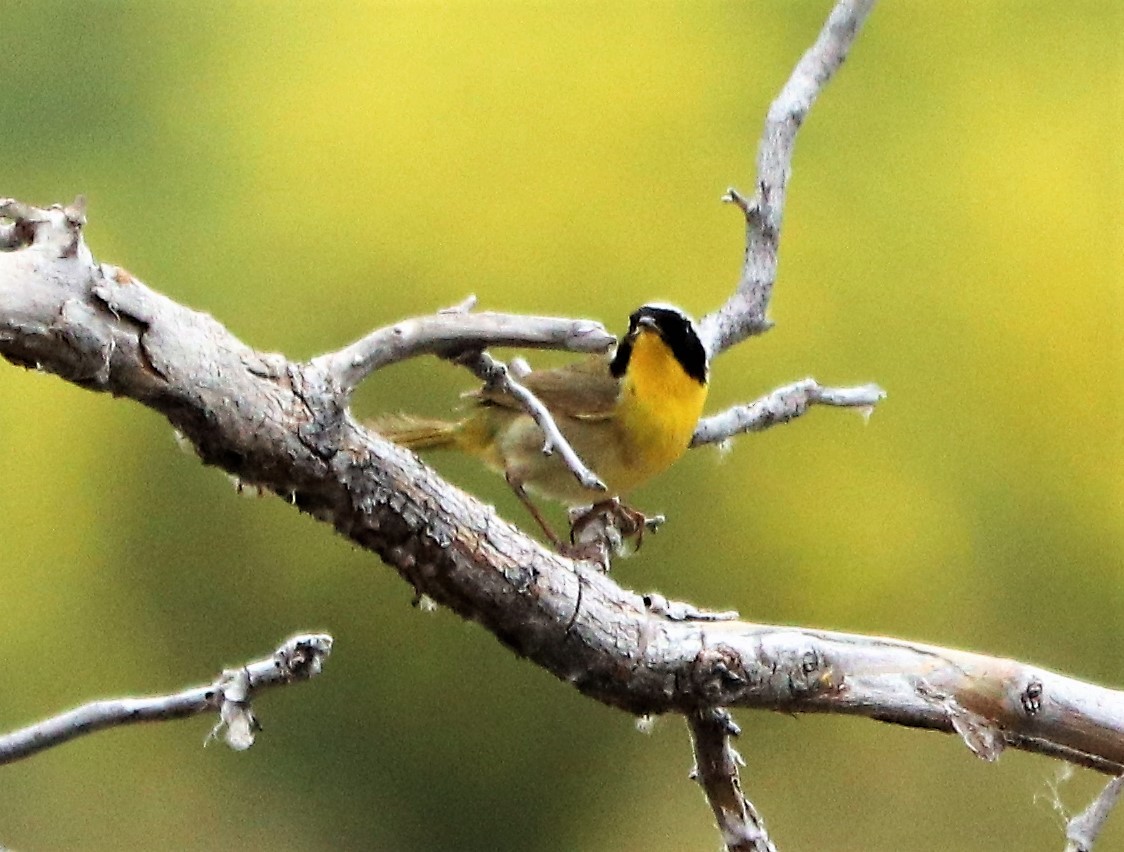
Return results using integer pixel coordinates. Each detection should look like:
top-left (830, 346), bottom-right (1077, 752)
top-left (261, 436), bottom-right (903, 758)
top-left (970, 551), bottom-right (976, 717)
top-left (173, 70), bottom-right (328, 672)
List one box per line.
top-left (610, 305), bottom-right (708, 385)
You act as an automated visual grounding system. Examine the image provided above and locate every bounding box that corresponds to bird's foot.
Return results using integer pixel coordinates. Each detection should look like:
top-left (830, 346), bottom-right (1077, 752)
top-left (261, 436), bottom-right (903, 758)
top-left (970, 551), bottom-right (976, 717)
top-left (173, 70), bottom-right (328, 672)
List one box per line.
top-left (567, 499), bottom-right (664, 563)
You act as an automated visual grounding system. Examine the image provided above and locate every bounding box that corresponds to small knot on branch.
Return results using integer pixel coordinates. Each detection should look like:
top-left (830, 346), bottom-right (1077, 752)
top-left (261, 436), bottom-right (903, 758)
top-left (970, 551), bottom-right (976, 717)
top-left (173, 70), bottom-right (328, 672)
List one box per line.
top-left (274, 633), bottom-right (334, 680)
top-left (1021, 679), bottom-right (1044, 716)
top-left (694, 646), bottom-right (753, 702)
top-left (0, 198), bottom-right (43, 251)
top-left (917, 679), bottom-right (1005, 762)
top-left (721, 186), bottom-right (758, 221)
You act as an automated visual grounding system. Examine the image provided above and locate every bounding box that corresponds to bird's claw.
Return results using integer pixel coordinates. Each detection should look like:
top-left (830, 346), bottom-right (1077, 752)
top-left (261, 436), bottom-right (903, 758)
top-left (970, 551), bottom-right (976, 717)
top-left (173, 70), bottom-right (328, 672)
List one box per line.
top-left (567, 499), bottom-right (663, 561)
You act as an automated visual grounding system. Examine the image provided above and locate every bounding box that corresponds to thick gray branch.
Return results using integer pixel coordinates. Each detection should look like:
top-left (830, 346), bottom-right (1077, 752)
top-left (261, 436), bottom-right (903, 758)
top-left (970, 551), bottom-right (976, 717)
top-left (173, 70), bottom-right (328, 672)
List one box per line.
top-left (1, 206), bottom-right (1122, 780)
top-left (698, 0), bottom-right (877, 357)
top-left (0, 633), bottom-right (332, 765)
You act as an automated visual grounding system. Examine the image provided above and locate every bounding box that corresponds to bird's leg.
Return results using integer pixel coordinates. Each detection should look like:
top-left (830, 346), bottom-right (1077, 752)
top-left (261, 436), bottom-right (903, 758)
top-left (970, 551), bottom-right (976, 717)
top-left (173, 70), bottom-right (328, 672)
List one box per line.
top-left (504, 474), bottom-right (612, 564)
top-left (505, 472), bottom-right (565, 549)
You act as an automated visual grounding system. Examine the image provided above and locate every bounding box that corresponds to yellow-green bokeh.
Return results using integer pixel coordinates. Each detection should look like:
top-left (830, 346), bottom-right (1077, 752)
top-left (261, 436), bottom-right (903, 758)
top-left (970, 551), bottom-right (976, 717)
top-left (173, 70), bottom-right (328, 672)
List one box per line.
top-left (1, 3), bottom-right (1121, 850)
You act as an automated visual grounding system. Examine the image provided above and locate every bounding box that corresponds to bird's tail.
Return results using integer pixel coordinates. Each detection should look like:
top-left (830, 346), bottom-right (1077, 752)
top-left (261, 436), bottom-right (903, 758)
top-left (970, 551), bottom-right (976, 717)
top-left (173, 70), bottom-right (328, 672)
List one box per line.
top-left (368, 414), bottom-right (462, 451)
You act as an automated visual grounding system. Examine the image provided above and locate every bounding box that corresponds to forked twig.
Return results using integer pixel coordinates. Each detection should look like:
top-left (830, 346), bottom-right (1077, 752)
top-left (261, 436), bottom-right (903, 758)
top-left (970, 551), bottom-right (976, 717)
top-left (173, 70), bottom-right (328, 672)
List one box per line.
top-left (0, 633), bottom-right (333, 766)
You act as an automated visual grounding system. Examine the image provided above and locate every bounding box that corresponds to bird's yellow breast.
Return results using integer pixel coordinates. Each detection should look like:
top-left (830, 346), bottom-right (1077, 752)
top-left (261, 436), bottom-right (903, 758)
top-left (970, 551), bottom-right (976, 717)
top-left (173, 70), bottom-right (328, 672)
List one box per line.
top-left (611, 329), bottom-right (707, 492)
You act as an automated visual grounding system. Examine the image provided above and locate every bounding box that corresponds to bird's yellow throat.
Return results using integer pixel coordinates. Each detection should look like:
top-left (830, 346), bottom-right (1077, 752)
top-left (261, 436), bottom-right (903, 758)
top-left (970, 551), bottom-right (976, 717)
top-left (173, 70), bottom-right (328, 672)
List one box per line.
top-left (614, 328), bottom-right (708, 481)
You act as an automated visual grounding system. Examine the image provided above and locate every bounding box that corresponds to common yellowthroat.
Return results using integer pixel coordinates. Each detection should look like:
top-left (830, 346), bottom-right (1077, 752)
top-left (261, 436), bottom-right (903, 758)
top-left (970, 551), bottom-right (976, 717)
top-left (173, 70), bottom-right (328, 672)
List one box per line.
top-left (369, 304), bottom-right (709, 547)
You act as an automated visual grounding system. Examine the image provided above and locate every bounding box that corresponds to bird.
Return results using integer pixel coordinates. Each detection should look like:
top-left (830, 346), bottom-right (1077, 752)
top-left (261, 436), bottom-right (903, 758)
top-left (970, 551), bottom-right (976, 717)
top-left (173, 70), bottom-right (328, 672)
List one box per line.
top-left (368, 304), bottom-right (709, 550)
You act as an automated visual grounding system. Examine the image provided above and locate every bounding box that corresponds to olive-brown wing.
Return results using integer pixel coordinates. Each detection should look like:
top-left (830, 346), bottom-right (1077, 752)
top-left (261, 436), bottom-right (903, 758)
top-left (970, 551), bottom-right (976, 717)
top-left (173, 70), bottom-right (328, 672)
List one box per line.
top-left (469, 356), bottom-right (620, 421)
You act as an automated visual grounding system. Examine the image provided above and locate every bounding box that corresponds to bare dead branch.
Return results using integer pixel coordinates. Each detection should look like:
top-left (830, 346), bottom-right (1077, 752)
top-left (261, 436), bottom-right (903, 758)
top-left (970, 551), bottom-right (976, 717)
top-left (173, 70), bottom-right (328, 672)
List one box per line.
top-left (2, 199), bottom-right (1123, 846)
top-left (691, 379), bottom-right (886, 447)
top-left (314, 310), bottom-right (614, 396)
top-left (694, 9), bottom-right (885, 842)
top-left (698, 0), bottom-right (877, 357)
top-left (689, 709), bottom-right (777, 852)
top-left (1066, 775), bottom-right (1124, 852)
top-left (2, 200), bottom-right (1123, 778)
top-left (0, 633), bottom-right (332, 766)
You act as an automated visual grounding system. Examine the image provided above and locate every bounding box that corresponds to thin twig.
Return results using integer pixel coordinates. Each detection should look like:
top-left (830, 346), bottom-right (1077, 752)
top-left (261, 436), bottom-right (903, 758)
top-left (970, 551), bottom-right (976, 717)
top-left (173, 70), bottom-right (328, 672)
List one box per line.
top-left (0, 633), bottom-right (333, 766)
top-left (437, 297), bottom-right (607, 492)
top-left (313, 312), bottom-right (614, 397)
top-left (456, 349), bottom-right (607, 492)
top-left (1066, 776), bottom-right (1124, 852)
top-left (690, 379), bottom-right (886, 447)
top-left (641, 593), bottom-right (738, 623)
top-left (699, 0), bottom-right (878, 357)
top-left (689, 709), bottom-right (777, 852)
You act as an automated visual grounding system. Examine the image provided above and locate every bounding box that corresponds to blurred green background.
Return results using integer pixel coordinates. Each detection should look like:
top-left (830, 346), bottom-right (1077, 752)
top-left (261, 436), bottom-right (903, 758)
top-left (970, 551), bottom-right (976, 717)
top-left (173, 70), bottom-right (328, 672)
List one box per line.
top-left (1, 2), bottom-right (1121, 850)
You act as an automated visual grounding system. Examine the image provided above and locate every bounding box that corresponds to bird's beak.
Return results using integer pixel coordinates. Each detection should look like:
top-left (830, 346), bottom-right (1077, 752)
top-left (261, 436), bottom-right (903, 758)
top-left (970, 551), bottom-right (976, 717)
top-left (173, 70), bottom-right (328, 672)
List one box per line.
top-left (635, 315), bottom-right (659, 334)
